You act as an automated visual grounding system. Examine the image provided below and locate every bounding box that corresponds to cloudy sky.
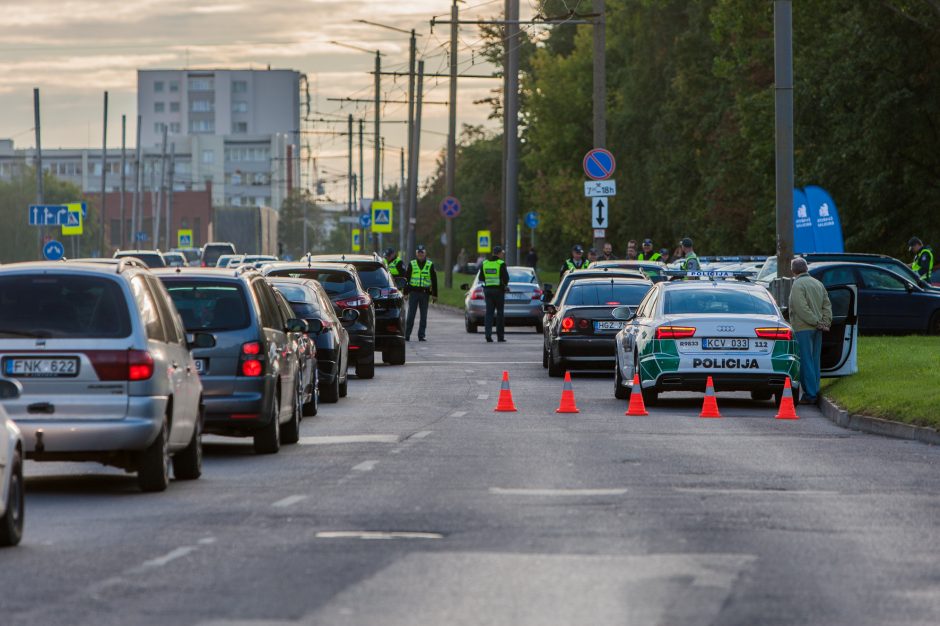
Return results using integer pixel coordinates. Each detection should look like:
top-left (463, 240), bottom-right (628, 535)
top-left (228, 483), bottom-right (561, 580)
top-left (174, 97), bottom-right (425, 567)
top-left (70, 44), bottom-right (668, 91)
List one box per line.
top-left (0, 0), bottom-right (542, 201)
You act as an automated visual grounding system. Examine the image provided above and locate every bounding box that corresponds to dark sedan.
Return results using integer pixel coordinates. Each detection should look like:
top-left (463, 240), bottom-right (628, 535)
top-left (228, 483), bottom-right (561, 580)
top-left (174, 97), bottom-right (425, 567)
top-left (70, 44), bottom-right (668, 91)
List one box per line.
top-left (809, 262), bottom-right (940, 334)
top-left (542, 277), bottom-right (653, 377)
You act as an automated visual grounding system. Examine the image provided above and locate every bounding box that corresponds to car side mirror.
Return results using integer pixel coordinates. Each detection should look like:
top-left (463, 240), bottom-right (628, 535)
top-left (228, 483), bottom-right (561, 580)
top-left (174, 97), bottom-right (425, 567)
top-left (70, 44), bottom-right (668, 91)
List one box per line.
top-left (459, 283), bottom-right (470, 291)
top-left (285, 318), bottom-right (308, 333)
top-left (542, 303), bottom-right (557, 315)
top-left (188, 332), bottom-right (216, 349)
top-left (341, 308), bottom-right (360, 323)
top-left (611, 305), bottom-right (636, 321)
top-left (305, 318), bottom-right (323, 334)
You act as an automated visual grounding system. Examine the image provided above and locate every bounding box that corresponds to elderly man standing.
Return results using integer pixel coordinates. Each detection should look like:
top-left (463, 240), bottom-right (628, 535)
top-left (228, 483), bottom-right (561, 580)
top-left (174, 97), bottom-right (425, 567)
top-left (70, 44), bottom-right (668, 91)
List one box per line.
top-left (788, 258), bottom-right (832, 404)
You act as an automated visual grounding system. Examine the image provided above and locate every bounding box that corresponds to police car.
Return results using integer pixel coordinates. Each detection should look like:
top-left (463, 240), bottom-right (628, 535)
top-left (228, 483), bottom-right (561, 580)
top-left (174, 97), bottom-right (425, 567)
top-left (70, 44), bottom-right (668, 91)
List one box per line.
top-left (612, 272), bottom-right (804, 405)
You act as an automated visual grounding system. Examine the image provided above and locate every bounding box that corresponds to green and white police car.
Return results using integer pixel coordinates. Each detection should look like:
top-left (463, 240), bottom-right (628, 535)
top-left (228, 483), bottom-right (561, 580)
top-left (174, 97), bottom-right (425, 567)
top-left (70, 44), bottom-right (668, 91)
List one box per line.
top-left (613, 273), bottom-right (803, 405)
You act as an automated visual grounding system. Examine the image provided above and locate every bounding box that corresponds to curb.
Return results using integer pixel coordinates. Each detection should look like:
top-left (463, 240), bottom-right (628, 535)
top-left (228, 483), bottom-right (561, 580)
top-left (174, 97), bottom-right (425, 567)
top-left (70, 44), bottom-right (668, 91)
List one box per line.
top-left (819, 396), bottom-right (940, 446)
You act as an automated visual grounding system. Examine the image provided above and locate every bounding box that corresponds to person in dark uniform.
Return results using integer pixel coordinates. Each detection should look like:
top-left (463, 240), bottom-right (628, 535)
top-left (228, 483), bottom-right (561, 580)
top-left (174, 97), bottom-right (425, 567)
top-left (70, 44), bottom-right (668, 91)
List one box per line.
top-left (384, 247), bottom-right (406, 290)
top-left (560, 244), bottom-right (590, 279)
top-left (478, 245), bottom-right (510, 343)
top-left (403, 244), bottom-right (437, 342)
top-left (636, 239), bottom-right (662, 261)
top-left (909, 237), bottom-right (935, 282)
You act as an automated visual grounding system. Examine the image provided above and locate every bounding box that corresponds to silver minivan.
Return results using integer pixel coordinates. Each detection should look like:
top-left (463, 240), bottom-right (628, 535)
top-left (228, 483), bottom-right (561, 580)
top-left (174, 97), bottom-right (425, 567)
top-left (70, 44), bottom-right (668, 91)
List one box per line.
top-left (0, 261), bottom-right (206, 492)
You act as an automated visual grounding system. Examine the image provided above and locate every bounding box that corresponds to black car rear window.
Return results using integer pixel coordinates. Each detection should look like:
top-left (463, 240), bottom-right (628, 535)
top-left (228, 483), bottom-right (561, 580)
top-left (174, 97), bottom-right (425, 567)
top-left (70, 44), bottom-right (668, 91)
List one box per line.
top-left (162, 280), bottom-right (251, 331)
top-left (565, 283), bottom-right (651, 306)
top-left (202, 244), bottom-right (236, 266)
top-left (271, 283), bottom-right (321, 318)
top-left (664, 289), bottom-right (777, 315)
top-left (0, 274), bottom-right (132, 338)
top-left (351, 267), bottom-right (392, 289)
top-left (266, 269), bottom-right (355, 295)
top-left (116, 253), bottom-right (166, 268)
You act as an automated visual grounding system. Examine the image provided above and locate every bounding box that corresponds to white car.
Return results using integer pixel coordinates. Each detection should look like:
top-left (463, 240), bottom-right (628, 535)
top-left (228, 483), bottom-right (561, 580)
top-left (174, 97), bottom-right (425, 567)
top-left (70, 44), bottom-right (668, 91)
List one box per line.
top-left (0, 380), bottom-right (24, 546)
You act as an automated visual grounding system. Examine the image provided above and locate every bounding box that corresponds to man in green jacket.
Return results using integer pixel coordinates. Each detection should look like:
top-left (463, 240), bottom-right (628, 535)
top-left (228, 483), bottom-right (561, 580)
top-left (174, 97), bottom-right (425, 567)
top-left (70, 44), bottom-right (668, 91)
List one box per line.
top-left (788, 258), bottom-right (833, 405)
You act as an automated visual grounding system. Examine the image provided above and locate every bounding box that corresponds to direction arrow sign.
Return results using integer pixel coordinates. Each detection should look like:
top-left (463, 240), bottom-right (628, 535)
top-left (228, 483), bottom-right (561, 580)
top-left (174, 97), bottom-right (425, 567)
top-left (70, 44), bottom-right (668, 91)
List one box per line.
top-left (584, 180), bottom-right (616, 197)
top-left (358, 213), bottom-right (371, 228)
top-left (524, 211), bottom-right (539, 229)
top-left (591, 197), bottom-right (609, 229)
top-left (43, 240), bottom-right (65, 261)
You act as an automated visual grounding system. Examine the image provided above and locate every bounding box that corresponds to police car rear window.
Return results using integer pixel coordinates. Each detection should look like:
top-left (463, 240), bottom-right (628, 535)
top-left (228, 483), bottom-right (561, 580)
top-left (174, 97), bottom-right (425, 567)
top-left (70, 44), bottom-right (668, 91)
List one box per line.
top-left (664, 289), bottom-right (777, 315)
top-left (565, 283), bottom-right (652, 306)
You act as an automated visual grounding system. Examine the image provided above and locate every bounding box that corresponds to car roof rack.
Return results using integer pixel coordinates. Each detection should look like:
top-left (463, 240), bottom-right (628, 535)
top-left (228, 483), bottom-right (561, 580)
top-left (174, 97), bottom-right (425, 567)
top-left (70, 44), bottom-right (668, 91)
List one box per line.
top-left (116, 257), bottom-right (149, 273)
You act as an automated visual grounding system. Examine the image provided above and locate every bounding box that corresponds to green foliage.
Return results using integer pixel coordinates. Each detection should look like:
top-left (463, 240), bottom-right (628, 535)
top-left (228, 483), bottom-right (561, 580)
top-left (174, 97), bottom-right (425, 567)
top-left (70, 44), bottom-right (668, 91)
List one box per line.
top-left (278, 190), bottom-right (329, 258)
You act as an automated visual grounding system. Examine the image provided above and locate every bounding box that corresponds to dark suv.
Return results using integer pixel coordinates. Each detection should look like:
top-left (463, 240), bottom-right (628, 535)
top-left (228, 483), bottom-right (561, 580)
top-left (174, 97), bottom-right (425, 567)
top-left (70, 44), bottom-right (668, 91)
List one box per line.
top-left (306, 254), bottom-right (405, 365)
top-left (155, 268), bottom-right (308, 454)
top-left (262, 261), bottom-right (377, 379)
top-left (200, 242), bottom-right (237, 268)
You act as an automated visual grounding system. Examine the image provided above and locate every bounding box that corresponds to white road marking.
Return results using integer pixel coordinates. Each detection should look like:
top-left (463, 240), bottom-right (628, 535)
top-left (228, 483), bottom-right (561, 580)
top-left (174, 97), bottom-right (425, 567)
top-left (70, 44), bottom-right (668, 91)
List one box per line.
top-left (489, 488), bottom-right (628, 497)
top-left (464, 369), bottom-right (476, 373)
top-left (352, 460), bottom-right (378, 472)
top-left (272, 495), bottom-right (307, 508)
top-left (412, 430), bottom-right (433, 439)
top-left (316, 531), bottom-right (443, 540)
top-left (136, 546), bottom-right (197, 570)
top-left (477, 380), bottom-right (487, 385)
top-left (477, 393), bottom-right (490, 400)
top-left (198, 537), bottom-right (217, 545)
top-left (299, 435), bottom-right (400, 445)
top-left (451, 411), bottom-right (467, 417)
top-left (673, 487), bottom-right (840, 496)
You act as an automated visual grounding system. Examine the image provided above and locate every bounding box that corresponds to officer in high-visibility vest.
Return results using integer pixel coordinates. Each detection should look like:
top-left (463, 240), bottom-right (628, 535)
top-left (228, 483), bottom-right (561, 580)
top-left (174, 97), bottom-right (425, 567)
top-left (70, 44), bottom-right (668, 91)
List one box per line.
top-left (478, 245), bottom-right (510, 343)
top-left (403, 244), bottom-right (437, 342)
top-left (678, 237), bottom-right (700, 272)
top-left (384, 247), bottom-right (406, 290)
top-left (908, 237), bottom-right (935, 282)
top-left (560, 244), bottom-right (590, 279)
top-left (637, 239), bottom-right (662, 262)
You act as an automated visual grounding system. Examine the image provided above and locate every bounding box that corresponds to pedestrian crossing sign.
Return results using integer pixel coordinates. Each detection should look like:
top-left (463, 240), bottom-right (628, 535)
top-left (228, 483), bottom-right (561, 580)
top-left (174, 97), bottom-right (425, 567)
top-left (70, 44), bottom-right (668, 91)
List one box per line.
top-left (61, 203), bottom-right (83, 236)
top-left (177, 229), bottom-right (193, 248)
top-left (477, 230), bottom-right (491, 254)
top-left (371, 201), bottom-right (393, 234)
top-left (352, 228), bottom-right (361, 252)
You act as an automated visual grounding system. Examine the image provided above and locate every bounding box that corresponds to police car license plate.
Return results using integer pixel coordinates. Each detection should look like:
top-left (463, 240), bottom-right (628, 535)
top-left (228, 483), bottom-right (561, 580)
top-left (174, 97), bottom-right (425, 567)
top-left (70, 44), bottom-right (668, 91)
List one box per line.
top-left (506, 293), bottom-right (529, 301)
top-left (5, 357), bottom-right (79, 377)
top-left (595, 320), bottom-right (625, 331)
top-left (702, 338), bottom-right (749, 350)
top-left (193, 359), bottom-right (206, 374)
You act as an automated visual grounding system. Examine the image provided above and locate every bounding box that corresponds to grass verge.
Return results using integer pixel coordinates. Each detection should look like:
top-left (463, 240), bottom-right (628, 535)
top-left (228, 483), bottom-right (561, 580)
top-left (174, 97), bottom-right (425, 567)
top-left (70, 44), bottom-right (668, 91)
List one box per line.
top-left (823, 336), bottom-right (940, 428)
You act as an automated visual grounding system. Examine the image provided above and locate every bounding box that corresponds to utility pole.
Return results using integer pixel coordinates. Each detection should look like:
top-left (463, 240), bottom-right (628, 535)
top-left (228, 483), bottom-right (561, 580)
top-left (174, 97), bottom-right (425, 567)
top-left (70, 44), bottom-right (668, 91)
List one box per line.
top-left (154, 125), bottom-right (167, 250)
top-left (406, 60), bottom-right (425, 257)
top-left (348, 113), bottom-right (354, 252)
top-left (33, 88), bottom-right (43, 257)
top-left (592, 0), bottom-right (606, 255)
top-left (166, 143), bottom-right (175, 250)
top-left (132, 116), bottom-right (142, 250)
top-left (399, 147), bottom-right (405, 254)
top-left (100, 91), bottom-right (108, 257)
top-left (774, 0), bottom-right (795, 282)
top-left (504, 0), bottom-right (520, 265)
top-left (373, 50), bottom-right (381, 252)
top-left (120, 115), bottom-right (126, 250)
top-left (404, 30), bottom-right (417, 259)
top-left (444, 0), bottom-right (459, 288)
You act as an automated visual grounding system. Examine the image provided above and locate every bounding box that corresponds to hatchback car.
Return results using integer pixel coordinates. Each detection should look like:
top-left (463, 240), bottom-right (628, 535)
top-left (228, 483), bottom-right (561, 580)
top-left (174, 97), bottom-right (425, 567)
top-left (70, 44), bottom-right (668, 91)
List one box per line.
top-left (306, 254), bottom-right (405, 365)
top-left (269, 278), bottom-right (352, 403)
top-left (0, 380), bottom-right (23, 547)
top-left (262, 262), bottom-right (377, 378)
top-left (201, 242), bottom-right (237, 268)
top-left (0, 261), bottom-right (205, 492)
top-left (163, 252), bottom-right (187, 268)
top-left (462, 266), bottom-right (544, 334)
top-left (113, 249), bottom-right (167, 268)
top-left (156, 268), bottom-right (308, 454)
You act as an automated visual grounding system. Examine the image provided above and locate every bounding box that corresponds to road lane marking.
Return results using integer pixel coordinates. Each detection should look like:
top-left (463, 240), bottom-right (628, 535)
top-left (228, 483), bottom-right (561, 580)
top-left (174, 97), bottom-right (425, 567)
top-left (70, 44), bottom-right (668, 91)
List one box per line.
top-left (489, 488), bottom-right (628, 497)
top-left (316, 531), bottom-right (443, 540)
top-left (477, 393), bottom-right (489, 400)
top-left (451, 411), bottom-right (467, 417)
top-left (198, 537), bottom-right (217, 545)
top-left (272, 495), bottom-right (307, 508)
top-left (412, 430), bottom-right (433, 439)
top-left (477, 380), bottom-right (487, 385)
top-left (299, 435), bottom-right (400, 445)
top-left (352, 460), bottom-right (378, 472)
top-left (673, 487), bottom-right (840, 496)
top-left (136, 546), bottom-right (197, 570)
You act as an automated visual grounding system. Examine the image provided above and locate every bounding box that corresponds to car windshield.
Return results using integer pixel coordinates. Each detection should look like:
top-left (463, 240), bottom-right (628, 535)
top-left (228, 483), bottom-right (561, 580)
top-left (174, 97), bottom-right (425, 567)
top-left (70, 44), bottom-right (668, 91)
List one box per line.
top-left (266, 269), bottom-right (355, 295)
top-left (755, 257), bottom-right (778, 282)
top-left (163, 281), bottom-right (251, 331)
top-left (565, 282), bottom-right (651, 306)
top-left (0, 274), bottom-right (132, 338)
top-left (508, 268), bottom-right (536, 283)
top-left (664, 288), bottom-right (777, 315)
top-left (116, 253), bottom-right (166, 268)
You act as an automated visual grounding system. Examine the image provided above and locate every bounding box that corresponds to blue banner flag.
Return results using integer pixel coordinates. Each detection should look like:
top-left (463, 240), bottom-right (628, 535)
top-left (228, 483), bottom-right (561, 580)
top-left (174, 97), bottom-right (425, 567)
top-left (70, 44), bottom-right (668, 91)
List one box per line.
top-left (803, 185), bottom-right (844, 253)
top-left (793, 188), bottom-right (815, 254)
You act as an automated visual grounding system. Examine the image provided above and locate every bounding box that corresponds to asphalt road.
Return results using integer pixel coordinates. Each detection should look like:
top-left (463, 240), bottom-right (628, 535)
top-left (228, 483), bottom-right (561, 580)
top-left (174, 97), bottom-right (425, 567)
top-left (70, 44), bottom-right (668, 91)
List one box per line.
top-left (2, 306), bottom-right (939, 625)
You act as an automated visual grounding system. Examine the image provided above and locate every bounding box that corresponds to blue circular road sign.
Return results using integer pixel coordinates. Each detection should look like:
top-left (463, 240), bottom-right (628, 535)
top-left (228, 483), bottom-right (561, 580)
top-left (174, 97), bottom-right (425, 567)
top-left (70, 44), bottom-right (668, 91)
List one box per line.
top-left (358, 213), bottom-right (371, 228)
top-left (582, 148), bottom-right (616, 181)
top-left (440, 196), bottom-right (461, 219)
top-left (524, 211), bottom-right (539, 229)
top-left (43, 240), bottom-right (65, 261)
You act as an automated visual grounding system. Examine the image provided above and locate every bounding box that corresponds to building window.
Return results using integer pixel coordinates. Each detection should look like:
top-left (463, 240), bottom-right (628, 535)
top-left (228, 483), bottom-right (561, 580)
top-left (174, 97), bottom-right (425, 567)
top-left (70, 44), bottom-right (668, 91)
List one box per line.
top-left (169, 122), bottom-right (181, 134)
top-left (201, 149), bottom-right (215, 164)
top-left (169, 81), bottom-right (179, 93)
top-left (229, 173), bottom-right (242, 185)
top-left (189, 77), bottom-right (214, 91)
top-left (154, 102), bottom-right (165, 113)
top-left (191, 100), bottom-right (213, 113)
top-left (232, 100), bottom-right (248, 113)
top-left (232, 122), bottom-right (248, 134)
top-left (169, 102), bottom-right (180, 113)
top-left (232, 80), bottom-right (248, 94)
top-left (190, 120), bottom-right (215, 133)
top-left (154, 81), bottom-right (164, 93)
top-left (255, 197), bottom-right (266, 208)
top-left (154, 122), bottom-right (167, 134)
top-left (230, 196), bottom-right (243, 206)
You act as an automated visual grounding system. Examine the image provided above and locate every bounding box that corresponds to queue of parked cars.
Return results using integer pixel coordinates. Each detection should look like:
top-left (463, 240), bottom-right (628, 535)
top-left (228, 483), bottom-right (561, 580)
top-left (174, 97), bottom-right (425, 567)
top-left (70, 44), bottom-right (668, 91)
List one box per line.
top-left (0, 244), bottom-right (403, 547)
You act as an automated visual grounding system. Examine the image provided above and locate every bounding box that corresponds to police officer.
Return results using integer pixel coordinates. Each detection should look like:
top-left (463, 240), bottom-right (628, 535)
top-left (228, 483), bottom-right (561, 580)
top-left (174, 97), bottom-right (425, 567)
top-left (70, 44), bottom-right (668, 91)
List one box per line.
top-left (560, 244), bottom-right (590, 279)
top-left (678, 237), bottom-right (700, 271)
top-left (404, 244), bottom-right (437, 342)
top-left (909, 237), bottom-right (934, 282)
top-left (478, 245), bottom-right (510, 343)
top-left (384, 247), bottom-right (406, 290)
top-left (587, 248), bottom-right (599, 264)
top-left (637, 239), bottom-right (662, 261)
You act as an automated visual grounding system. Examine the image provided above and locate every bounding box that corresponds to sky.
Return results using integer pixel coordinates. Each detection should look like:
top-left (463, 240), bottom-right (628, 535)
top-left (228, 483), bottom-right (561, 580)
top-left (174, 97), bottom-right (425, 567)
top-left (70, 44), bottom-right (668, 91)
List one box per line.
top-left (0, 0), bottom-right (542, 203)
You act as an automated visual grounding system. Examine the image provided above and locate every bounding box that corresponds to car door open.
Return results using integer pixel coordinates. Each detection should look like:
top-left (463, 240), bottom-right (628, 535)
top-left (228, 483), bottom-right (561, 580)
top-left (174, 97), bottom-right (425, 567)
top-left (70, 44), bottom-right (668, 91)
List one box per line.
top-left (821, 284), bottom-right (858, 377)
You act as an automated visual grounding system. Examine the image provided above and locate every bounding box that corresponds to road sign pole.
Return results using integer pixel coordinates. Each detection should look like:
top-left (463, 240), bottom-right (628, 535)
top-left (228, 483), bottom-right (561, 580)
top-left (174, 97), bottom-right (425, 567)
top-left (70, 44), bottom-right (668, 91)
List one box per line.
top-left (34, 88), bottom-right (44, 259)
top-left (774, 0), bottom-right (794, 280)
top-left (592, 0), bottom-right (606, 255)
top-left (444, 0), bottom-right (458, 288)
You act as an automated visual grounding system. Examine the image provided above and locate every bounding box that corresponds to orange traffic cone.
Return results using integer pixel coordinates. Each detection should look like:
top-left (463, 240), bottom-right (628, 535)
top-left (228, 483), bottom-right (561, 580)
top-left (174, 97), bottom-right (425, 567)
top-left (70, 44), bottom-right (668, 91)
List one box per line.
top-left (556, 371), bottom-right (580, 413)
top-left (700, 376), bottom-right (721, 418)
top-left (625, 374), bottom-right (648, 416)
top-left (494, 370), bottom-right (518, 412)
top-left (775, 377), bottom-right (799, 420)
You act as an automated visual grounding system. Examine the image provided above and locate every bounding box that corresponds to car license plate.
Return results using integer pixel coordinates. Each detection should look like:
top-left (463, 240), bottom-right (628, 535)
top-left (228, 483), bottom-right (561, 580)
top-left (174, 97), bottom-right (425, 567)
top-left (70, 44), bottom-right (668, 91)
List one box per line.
top-left (506, 293), bottom-right (529, 301)
top-left (193, 359), bottom-right (207, 374)
top-left (4, 357), bottom-right (79, 377)
top-left (595, 320), bottom-right (625, 331)
top-left (702, 338), bottom-right (749, 350)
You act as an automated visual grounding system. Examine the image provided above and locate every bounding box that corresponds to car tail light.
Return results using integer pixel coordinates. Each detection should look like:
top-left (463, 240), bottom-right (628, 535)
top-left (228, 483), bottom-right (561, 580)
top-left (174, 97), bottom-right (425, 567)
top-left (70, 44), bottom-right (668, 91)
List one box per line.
top-left (533, 288), bottom-right (543, 300)
top-left (656, 326), bottom-right (696, 339)
top-left (470, 288), bottom-right (484, 301)
top-left (561, 317), bottom-right (575, 332)
top-left (230, 413), bottom-right (260, 419)
top-left (386, 322), bottom-right (399, 332)
top-left (578, 318), bottom-right (589, 329)
top-left (336, 295), bottom-right (372, 309)
top-left (239, 341), bottom-right (264, 377)
top-left (87, 350), bottom-right (154, 381)
top-left (241, 360), bottom-right (263, 377)
top-left (242, 341), bottom-right (261, 355)
top-left (128, 350), bottom-right (154, 381)
top-left (755, 327), bottom-right (792, 340)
